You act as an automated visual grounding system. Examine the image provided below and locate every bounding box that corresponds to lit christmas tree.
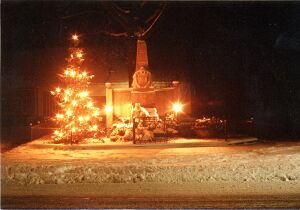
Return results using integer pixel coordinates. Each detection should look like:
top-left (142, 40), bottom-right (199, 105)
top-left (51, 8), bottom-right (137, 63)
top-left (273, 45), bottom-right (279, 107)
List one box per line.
top-left (50, 34), bottom-right (102, 144)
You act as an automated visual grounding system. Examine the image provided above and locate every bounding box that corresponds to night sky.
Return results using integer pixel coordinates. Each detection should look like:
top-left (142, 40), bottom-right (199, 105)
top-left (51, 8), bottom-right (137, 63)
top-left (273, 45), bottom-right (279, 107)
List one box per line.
top-left (2, 1), bottom-right (300, 138)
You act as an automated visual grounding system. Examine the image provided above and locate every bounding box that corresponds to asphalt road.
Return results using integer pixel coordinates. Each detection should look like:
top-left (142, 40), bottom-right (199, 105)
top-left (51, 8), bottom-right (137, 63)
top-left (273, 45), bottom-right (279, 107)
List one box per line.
top-left (2, 195), bottom-right (300, 208)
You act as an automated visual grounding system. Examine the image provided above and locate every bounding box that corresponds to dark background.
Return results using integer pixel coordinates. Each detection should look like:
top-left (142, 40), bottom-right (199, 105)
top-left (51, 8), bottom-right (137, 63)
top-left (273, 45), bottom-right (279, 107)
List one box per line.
top-left (2, 1), bottom-right (300, 139)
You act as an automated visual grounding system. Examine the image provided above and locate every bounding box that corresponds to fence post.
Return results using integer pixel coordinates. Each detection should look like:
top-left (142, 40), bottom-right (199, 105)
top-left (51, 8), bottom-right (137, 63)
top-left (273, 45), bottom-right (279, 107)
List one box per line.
top-left (105, 82), bottom-right (113, 129)
top-left (133, 117), bottom-right (136, 144)
top-left (224, 120), bottom-right (228, 141)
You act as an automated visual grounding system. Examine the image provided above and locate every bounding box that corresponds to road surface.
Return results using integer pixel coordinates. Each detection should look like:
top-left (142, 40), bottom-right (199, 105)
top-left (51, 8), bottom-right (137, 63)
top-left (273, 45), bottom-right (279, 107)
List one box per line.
top-left (2, 195), bottom-right (300, 208)
top-left (2, 182), bottom-right (300, 208)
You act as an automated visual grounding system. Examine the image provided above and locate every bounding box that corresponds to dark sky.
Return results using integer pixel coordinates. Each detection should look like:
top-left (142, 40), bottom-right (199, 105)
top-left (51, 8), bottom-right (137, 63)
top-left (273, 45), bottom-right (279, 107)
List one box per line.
top-left (2, 1), bottom-right (300, 137)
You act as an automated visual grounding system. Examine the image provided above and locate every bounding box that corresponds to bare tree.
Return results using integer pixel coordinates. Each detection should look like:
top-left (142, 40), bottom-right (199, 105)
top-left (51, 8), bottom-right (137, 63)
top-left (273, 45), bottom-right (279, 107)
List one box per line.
top-left (101, 2), bottom-right (167, 84)
top-left (60, 2), bottom-right (167, 84)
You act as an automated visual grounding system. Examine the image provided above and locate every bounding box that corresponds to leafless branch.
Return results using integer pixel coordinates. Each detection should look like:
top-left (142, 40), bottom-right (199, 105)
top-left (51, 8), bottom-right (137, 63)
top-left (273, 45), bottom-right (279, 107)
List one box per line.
top-left (101, 2), bottom-right (167, 39)
top-left (101, 2), bottom-right (134, 35)
top-left (61, 10), bottom-right (103, 20)
top-left (81, 30), bottom-right (128, 38)
top-left (146, 3), bottom-right (166, 24)
top-left (139, 3), bottom-right (167, 38)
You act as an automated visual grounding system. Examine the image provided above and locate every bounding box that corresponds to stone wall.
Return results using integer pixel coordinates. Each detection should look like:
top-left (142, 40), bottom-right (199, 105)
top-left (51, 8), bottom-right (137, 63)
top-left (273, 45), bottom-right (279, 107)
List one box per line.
top-left (112, 89), bottom-right (132, 118)
top-left (101, 81), bottom-right (191, 127)
top-left (109, 85), bottom-right (180, 119)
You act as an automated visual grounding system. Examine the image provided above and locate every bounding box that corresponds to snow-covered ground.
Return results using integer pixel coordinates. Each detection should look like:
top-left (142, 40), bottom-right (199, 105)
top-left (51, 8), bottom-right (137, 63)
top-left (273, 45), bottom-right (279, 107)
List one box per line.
top-left (2, 138), bottom-right (300, 208)
top-left (2, 138), bottom-right (300, 187)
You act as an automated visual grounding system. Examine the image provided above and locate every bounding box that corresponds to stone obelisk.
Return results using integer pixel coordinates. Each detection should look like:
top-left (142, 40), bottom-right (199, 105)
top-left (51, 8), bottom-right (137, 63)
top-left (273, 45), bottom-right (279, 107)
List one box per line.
top-left (135, 39), bottom-right (149, 71)
top-left (131, 39), bottom-right (154, 106)
top-left (132, 39), bottom-right (152, 90)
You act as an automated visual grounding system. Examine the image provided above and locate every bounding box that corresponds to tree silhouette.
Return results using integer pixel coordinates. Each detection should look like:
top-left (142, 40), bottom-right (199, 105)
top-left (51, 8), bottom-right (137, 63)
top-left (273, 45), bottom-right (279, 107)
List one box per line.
top-left (101, 2), bottom-right (167, 84)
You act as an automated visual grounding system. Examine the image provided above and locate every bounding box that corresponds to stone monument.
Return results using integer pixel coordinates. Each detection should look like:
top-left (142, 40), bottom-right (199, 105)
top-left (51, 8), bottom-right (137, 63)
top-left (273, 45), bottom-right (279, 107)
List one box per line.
top-left (132, 39), bottom-right (153, 90)
top-left (132, 66), bottom-right (152, 89)
top-left (135, 39), bottom-right (149, 71)
top-left (105, 39), bottom-right (182, 127)
top-left (131, 40), bottom-right (155, 107)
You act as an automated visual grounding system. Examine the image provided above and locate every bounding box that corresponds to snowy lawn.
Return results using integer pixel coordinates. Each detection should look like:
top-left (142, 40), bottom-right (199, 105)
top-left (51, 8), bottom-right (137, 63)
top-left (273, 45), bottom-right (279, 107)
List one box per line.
top-left (2, 138), bottom-right (300, 188)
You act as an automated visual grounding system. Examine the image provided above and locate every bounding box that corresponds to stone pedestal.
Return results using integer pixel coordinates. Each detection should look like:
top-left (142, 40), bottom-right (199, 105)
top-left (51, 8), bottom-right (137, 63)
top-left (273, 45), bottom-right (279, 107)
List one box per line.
top-left (131, 90), bottom-right (156, 107)
top-left (113, 89), bottom-right (132, 118)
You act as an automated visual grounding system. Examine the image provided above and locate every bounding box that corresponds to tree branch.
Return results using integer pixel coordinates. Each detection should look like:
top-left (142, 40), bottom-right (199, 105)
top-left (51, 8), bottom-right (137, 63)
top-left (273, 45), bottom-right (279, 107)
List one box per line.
top-left (139, 3), bottom-right (167, 38)
top-left (101, 2), bottom-right (134, 35)
top-left (81, 30), bottom-right (128, 38)
top-left (60, 10), bottom-right (104, 20)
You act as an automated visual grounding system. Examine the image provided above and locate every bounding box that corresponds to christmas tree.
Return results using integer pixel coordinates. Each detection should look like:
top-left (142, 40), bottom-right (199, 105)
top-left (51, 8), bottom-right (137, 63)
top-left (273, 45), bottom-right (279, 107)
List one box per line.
top-left (50, 34), bottom-right (101, 144)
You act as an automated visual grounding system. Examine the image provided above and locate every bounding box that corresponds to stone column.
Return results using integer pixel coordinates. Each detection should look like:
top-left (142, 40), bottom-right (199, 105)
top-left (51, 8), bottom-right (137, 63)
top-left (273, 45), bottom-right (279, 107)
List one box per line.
top-left (132, 39), bottom-right (153, 90)
top-left (105, 82), bottom-right (113, 128)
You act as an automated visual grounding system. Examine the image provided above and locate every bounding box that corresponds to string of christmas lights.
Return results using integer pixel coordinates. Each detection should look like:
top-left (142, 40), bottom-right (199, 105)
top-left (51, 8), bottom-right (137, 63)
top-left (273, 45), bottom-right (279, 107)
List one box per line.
top-left (50, 34), bottom-right (102, 143)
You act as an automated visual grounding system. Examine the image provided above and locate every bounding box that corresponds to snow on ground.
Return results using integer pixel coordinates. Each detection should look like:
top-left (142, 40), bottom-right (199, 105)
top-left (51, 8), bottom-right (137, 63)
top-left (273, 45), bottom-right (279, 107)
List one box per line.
top-left (2, 138), bottom-right (300, 187)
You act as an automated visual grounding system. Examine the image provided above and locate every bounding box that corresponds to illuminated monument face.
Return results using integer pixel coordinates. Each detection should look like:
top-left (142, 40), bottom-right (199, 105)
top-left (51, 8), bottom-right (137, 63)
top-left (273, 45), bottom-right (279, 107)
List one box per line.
top-left (132, 40), bottom-right (152, 90)
top-left (132, 66), bottom-right (152, 89)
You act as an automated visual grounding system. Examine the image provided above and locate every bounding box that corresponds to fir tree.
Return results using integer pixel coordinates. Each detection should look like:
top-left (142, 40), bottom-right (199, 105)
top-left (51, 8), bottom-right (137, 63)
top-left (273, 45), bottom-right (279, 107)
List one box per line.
top-left (50, 35), bottom-right (101, 143)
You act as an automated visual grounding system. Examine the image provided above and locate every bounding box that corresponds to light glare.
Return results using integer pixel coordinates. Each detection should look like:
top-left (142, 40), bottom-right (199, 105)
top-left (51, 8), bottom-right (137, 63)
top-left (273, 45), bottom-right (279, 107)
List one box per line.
top-left (72, 34), bottom-right (79, 41)
top-left (172, 102), bottom-right (183, 113)
top-left (105, 105), bottom-right (113, 113)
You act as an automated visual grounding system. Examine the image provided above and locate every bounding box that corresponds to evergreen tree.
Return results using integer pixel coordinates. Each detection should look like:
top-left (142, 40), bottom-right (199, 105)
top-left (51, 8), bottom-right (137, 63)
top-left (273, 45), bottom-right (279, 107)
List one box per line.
top-left (50, 35), bottom-right (101, 143)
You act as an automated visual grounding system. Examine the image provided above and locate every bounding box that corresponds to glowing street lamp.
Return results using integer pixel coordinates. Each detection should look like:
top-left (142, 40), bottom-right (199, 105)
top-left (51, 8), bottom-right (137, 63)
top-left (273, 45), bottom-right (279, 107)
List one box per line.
top-left (104, 105), bottom-right (113, 114)
top-left (172, 102), bottom-right (183, 114)
top-left (172, 102), bottom-right (184, 122)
